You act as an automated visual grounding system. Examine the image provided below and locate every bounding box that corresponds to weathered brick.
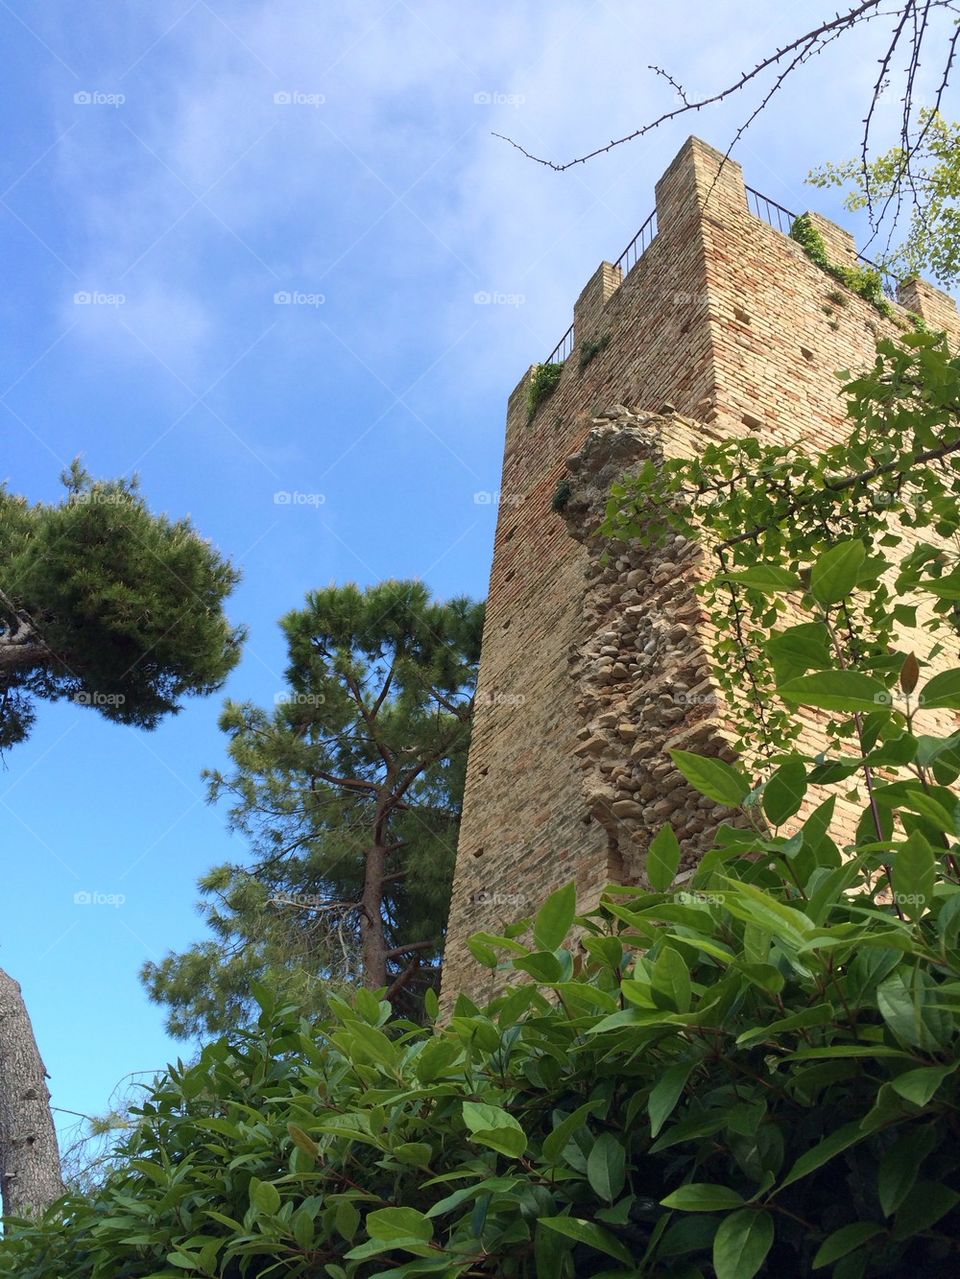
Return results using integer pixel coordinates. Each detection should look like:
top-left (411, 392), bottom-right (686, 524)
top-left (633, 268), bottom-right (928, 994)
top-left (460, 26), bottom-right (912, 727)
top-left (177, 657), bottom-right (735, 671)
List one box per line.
top-left (440, 136), bottom-right (960, 1010)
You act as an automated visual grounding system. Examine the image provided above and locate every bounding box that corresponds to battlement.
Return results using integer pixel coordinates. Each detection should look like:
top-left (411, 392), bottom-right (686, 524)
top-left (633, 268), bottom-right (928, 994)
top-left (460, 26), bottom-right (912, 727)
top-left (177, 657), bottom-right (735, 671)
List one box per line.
top-left (441, 137), bottom-right (959, 1009)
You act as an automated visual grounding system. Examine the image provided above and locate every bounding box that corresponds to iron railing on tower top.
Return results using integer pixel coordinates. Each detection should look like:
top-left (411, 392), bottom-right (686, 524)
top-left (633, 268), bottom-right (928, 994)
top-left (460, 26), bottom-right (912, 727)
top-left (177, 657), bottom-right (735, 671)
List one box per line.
top-left (544, 209), bottom-right (658, 364)
top-left (746, 185), bottom-right (898, 298)
top-left (745, 185), bottom-right (796, 235)
top-left (613, 208), bottom-right (659, 278)
top-left (543, 186), bottom-right (900, 363)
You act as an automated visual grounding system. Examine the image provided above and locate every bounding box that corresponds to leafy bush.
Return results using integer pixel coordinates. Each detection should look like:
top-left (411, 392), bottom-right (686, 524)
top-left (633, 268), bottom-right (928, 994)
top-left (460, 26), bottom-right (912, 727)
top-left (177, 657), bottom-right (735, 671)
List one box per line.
top-left (6, 335), bottom-right (960, 1276)
top-left (6, 619), bottom-right (960, 1278)
top-left (790, 215), bottom-right (894, 318)
top-left (578, 333), bottom-right (611, 372)
top-left (526, 362), bottom-right (563, 422)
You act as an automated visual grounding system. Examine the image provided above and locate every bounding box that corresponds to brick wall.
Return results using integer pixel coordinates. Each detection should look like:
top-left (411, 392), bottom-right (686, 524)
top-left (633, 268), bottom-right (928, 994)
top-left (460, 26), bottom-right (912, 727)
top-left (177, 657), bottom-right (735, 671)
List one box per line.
top-left (440, 136), bottom-right (960, 1008)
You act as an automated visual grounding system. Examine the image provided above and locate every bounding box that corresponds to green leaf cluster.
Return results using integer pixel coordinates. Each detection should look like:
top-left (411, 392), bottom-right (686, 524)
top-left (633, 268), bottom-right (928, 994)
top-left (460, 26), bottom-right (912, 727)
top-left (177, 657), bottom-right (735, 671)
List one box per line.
top-left (526, 362), bottom-right (563, 422)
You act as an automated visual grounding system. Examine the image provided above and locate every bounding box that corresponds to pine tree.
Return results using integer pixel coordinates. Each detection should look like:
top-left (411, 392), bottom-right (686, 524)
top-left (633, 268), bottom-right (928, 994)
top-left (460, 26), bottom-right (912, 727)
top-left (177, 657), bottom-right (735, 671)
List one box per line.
top-left (0, 462), bottom-right (243, 750)
top-left (142, 580), bottom-right (484, 1034)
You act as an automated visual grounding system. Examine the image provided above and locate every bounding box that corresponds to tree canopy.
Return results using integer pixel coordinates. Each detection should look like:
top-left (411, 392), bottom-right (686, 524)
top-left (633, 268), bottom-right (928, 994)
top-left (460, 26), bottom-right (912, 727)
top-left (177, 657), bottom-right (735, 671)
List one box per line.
top-left (142, 580), bottom-right (484, 1035)
top-left (0, 462), bottom-right (243, 751)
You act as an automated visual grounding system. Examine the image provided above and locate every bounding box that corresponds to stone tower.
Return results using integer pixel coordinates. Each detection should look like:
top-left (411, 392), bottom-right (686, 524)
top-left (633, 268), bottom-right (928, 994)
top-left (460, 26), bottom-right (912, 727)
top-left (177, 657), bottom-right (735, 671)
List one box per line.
top-left (441, 136), bottom-right (960, 1007)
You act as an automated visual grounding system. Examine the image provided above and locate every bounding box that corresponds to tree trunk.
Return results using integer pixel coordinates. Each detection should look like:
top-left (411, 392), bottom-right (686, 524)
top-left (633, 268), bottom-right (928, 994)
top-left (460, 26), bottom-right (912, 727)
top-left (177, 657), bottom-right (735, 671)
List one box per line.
top-left (359, 794), bottom-right (391, 989)
top-left (0, 968), bottom-right (63, 1217)
top-left (360, 838), bottom-right (389, 989)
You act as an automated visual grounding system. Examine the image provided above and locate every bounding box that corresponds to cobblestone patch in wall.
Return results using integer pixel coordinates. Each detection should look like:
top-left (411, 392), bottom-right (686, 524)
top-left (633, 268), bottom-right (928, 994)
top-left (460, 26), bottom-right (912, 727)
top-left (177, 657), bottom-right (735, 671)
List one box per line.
top-left (562, 409), bottom-right (740, 886)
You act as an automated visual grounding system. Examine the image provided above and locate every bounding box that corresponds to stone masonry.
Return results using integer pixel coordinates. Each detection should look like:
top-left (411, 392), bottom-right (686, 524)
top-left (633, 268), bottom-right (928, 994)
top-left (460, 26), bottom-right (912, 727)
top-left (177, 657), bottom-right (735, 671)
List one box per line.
top-left (440, 136), bottom-right (960, 1008)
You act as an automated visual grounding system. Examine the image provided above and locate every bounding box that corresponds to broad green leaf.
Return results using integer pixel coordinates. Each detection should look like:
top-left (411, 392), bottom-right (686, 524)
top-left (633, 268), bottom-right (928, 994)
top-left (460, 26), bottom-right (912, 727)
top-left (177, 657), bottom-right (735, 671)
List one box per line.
top-left (810, 539), bottom-right (865, 605)
top-left (671, 750), bottom-right (750, 805)
top-left (877, 971), bottom-right (927, 1048)
top-left (249, 1178), bottom-right (281, 1215)
top-left (534, 1219), bottom-right (571, 1278)
top-left (513, 951), bottom-right (564, 983)
top-left (660, 1184), bottom-right (745, 1212)
top-left (586, 1133), bottom-right (626, 1203)
top-left (466, 936), bottom-right (498, 968)
top-left (647, 823), bottom-right (682, 891)
top-left (416, 1038), bottom-right (461, 1083)
top-left (332, 1201), bottom-right (359, 1242)
top-left (892, 831), bottom-right (936, 921)
top-left (878, 1126), bottom-right (938, 1216)
top-left (919, 667), bottom-right (960, 710)
top-left (648, 1062), bottom-right (694, 1138)
top-left (713, 1209), bottom-right (774, 1279)
top-left (462, 1102), bottom-right (527, 1158)
top-left (777, 670), bottom-right (889, 712)
top-left (890, 1063), bottom-right (955, 1106)
top-left (538, 1217), bottom-right (633, 1265)
top-left (715, 565), bottom-right (802, 593)
top-left (534, 882), bottom-right (577, 950)
top-left (717, 878), bottom-right (814, 947)
top-left (892, 1181), bottom-right (960, 1240)
top-left (812, 1222), bottom-right (883, 1269)
top-left (762, 758), bottom-right (806, 826)
top-left (425, 1177), bottom-right (521, 1219)
top-left (651, 945), bottom-right (691, 1013)
top-left (781, 1121), bottom-right (865, 1188)
top-left (735, 1004), bottom-right (834, 1047)
top-left (766, 622), bottom-right (832, 682)
top-left (365, 1207), bottom-right (432, 1243)
top-left (918, 570), bottom-right (960, 599)
top-left (542, 1101), bottom-right (602, 1163)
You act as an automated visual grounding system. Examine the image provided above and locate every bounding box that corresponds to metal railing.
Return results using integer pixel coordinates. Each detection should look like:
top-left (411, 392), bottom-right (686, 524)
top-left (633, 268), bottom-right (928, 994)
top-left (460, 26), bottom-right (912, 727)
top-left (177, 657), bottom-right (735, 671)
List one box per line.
top-left (545, 322), bottom-right (575, 366)
top-left (746, 184), bottom-right (899, 299)
top-left (543, 185), bottom-right (902, 364)
top-left (613, 208), bottom-right (659, 278)
top-left (745, 185), bottom-right (797, 235)
top-left (544, 208), bottom-right (659, 363)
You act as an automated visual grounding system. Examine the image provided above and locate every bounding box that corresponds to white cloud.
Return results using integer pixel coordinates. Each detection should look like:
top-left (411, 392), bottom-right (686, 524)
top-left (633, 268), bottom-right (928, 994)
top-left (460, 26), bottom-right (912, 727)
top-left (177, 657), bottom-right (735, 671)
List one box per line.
top-left (41, 1), bottom-right (956, 404)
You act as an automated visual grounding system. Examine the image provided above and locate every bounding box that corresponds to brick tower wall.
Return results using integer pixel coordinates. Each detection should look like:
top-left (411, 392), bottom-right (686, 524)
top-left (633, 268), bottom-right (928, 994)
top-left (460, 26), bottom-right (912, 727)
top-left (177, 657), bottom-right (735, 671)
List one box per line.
top-left (441, 136), bottom-right (960, 1008)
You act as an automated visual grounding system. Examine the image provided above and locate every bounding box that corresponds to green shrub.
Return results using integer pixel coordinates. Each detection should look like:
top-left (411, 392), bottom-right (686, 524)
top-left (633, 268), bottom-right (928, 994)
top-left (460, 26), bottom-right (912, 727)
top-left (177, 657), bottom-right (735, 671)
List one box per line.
top-left (791, 215), bottom-right (895, 318)
top-left (6, 337), bottom-right (960, 1277)
top-left (578, 333), bottom-right (611, 372)
top-left (551, 478), bottom-right (572, 513)
top-left (526, 362), bottom-right (563, 422)
top-left (6, 650), bottom-right (960, 1277)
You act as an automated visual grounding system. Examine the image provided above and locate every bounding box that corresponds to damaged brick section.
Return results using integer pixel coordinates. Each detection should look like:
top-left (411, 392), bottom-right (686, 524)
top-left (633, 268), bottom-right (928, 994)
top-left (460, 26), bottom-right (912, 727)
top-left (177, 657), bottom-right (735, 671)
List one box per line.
top-left (561, 409), bottom-right (738, 887)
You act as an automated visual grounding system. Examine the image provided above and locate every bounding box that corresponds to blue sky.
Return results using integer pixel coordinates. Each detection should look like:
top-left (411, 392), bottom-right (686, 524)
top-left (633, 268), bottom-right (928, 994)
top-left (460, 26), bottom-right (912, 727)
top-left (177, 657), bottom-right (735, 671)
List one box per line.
top-left (0, 1), bottom-right (951, 1142)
